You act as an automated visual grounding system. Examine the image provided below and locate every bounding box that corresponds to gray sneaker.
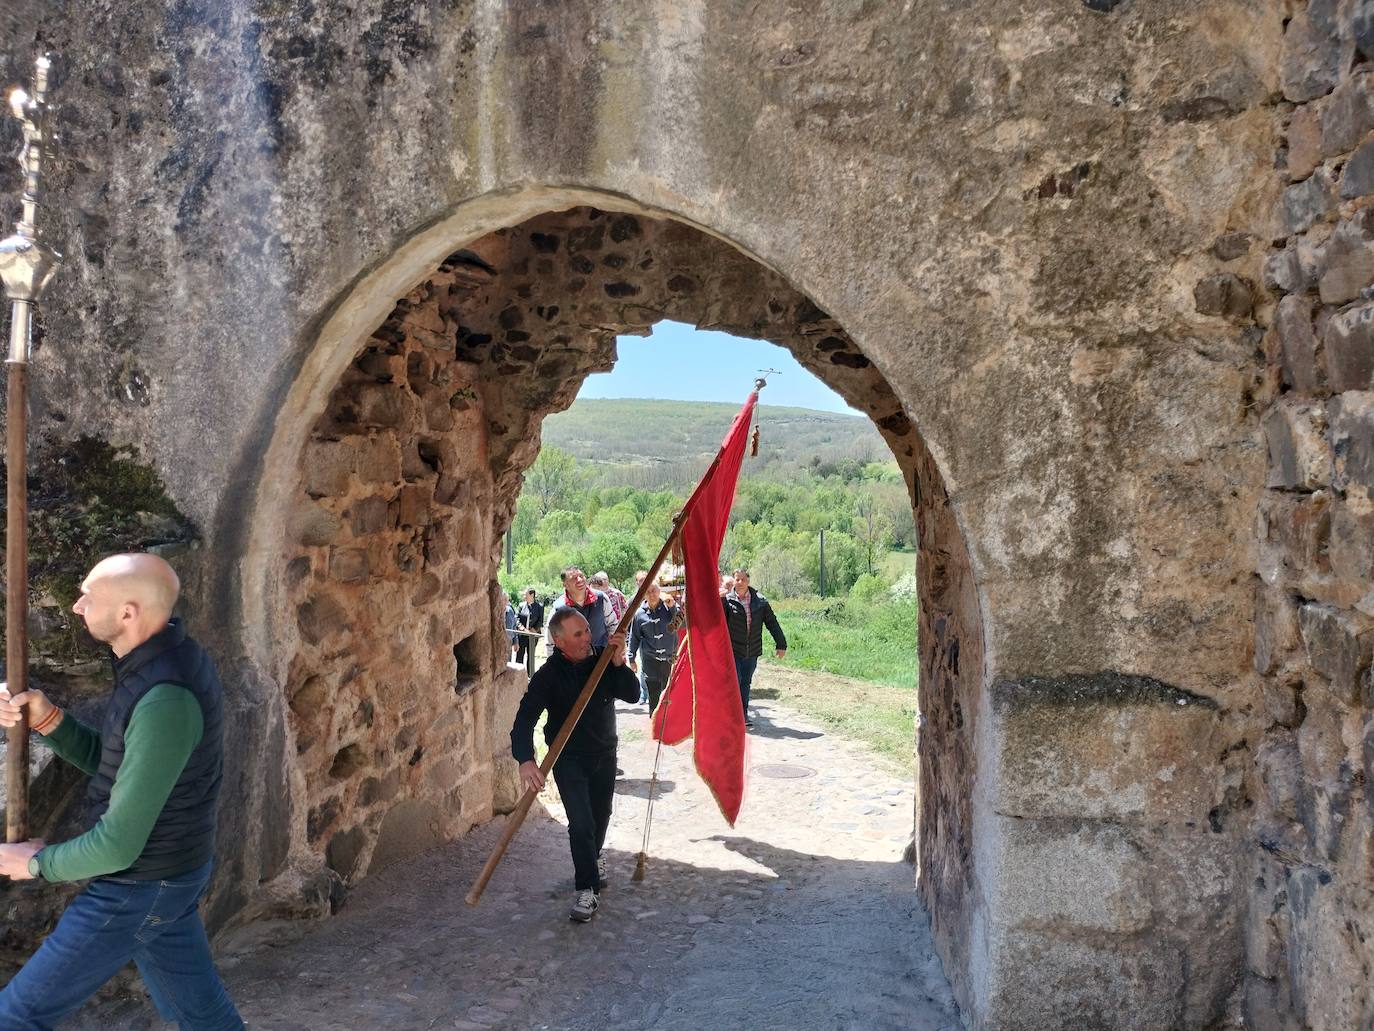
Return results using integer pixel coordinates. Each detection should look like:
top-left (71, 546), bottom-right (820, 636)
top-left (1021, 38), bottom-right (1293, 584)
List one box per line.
top-left (570, 888), bottom-right (599, 922)
top-left (596, 852), bottom-right (608, 892)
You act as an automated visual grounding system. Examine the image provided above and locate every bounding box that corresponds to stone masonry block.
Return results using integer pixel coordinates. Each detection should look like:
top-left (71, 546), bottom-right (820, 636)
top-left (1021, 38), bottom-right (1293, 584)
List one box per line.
top-left (1283, 9), bottom-right (1350, 103)
top-left (1298, 603), bottom-right (1374, 705)
top-left (1330, 496), bottom-right (1374, 584)
top-left (296, 594), bottom-right (349, 646)
top-left (1258, 728), bottom-right (1304, 827)
top-left (289, 499), bottom-right (342, 547)
top-left (1281, 170), bottom-right (1335, 234)
top-left (1359, 0), bottom-right (1374, 60)
top-left (977, 926), bottom-right (1183, 1031)
top-left (1194, 273), bottom-right (1254, 318)
top-left (327, 547), bottom-right (369, 583)
top-left (1145, 831), bottom-right (1243, 1022)
top-left (976, 817), bottom-right (1151, 934)
top-left (349, 382), bottom-right (407, 428)
top-left (347, 495), bottom-right (391, 536)
top-left (1265, 244), bottom-right (1309, 295)
top-left (1211, 231), bottom-right (1253, 262)
top-left (1255, 580), bottom-right (1301, 674)
top-left (1263, 399), bottom-right (1332, 490)
top-left (1324, 303), bottom-right (1374, 391)
top-left (1330, 391), bottom-right (1374, 492)
top-left (987, 674), bottom-right (1221, 822)
top-left (1276, 295), bottom-right (1323, 394)
top-left (1318, 209), bottom-right (1374, 304)
top-left (1295, 697), bottom-right (1357, 862)
top-left (353, 434), bottom-right (402, 484)
top-left (366, 799), bottom-right (444, 876)
top-left (1262, 676), bottom-right (1304, 728)
top-left (1284, 865), bottom-right (1374, 1029)
top-left (301, 439), bottom-right (353, 497)
top-left (1258, 490), bottom-right (1332, 583)
top-left (396, 484), bottom-right (431, 528)
top-left (1287, 102), bottom-right (1324, 182)
top-left (1322, 72), bottom-right (1374, 157)
top-left (1340, 137), bottom-right (1374, 198)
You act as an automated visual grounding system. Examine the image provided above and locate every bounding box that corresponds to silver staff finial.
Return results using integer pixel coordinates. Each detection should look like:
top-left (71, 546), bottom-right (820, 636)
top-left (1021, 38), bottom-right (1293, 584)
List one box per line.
top-left (0, 53), bottom-right (61, 362)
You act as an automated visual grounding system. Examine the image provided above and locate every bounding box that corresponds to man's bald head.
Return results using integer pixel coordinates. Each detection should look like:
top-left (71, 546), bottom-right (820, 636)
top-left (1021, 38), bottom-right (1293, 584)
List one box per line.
top-left (86, 553), bottom-right (180, 616)
top-left (73, 553), bottom-right (180, 656)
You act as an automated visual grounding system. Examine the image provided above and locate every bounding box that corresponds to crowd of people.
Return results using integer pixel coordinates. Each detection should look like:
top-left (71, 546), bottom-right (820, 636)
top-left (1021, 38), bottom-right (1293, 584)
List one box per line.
top-left (504, 565), bottom-right (786, 728)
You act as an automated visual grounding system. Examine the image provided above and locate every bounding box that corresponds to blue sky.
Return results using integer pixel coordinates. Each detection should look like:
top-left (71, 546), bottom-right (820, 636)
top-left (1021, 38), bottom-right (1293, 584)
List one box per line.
top-left (579, 321), bottom-right (859, 414)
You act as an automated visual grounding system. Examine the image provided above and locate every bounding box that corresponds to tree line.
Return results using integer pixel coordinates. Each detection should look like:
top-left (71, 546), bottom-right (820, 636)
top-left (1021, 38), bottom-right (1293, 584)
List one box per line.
top-left (501, 445), bottom-right (914, 602)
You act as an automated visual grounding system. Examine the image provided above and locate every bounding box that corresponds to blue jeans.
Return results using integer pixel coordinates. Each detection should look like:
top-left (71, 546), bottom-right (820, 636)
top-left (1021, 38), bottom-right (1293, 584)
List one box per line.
top-left (0, 861), bottom-right (242, 1030)
top-left (735, 655), bottom-right (758, 714)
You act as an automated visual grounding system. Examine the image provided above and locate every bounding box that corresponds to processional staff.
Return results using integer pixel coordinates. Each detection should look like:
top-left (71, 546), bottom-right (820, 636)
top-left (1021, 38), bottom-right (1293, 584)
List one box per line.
top-left (0, 55), bottom-right (61, 843)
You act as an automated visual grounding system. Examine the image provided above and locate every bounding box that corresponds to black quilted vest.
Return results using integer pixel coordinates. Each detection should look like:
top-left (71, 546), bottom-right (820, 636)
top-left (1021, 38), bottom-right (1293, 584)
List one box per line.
top-left (85, 619), bottom-right (225, 880)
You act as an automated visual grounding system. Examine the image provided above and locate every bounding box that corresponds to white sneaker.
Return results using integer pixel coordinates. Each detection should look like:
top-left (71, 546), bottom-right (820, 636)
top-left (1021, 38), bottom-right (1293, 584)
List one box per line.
top-left (570, 888), bottom-right (599, 922)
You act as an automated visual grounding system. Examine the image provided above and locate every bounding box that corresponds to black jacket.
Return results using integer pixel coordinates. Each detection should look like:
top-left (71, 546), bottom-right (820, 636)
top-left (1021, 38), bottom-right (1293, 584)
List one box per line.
top-left (629, 600), bottom-right (682, 663)
top-left (510, 647), bottom-right (639, 762)
top-left (87, 619), bottom-right (225, 880)
top-left (722, 588), bottom-right (787, 659)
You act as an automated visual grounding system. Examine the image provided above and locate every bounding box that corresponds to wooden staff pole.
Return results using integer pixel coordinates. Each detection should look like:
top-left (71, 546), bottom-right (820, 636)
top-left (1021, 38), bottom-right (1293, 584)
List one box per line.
top-left (5, 350), bottom-right (28, 842)
top-left (466, 511), bottom-right (688, 906)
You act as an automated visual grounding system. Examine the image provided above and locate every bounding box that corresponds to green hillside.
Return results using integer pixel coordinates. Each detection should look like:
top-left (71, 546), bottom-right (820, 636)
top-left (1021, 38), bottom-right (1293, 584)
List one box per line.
top-left (538, 398), bottom-right (888, 489)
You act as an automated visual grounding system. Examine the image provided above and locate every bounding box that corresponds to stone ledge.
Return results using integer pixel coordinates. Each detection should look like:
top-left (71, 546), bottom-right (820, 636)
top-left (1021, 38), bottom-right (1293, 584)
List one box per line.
top-left (987, 672), bottom-right (1223, 822)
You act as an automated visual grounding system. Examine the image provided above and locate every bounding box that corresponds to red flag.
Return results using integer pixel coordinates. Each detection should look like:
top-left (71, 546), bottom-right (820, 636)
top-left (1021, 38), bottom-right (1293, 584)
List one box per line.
top-left (651, 391), bottom-right (757, 825)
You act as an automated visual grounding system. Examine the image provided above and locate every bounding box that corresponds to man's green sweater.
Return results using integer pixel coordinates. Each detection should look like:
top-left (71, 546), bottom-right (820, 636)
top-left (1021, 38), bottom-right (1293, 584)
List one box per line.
top-left (39, 684), bottom-right (204, 882)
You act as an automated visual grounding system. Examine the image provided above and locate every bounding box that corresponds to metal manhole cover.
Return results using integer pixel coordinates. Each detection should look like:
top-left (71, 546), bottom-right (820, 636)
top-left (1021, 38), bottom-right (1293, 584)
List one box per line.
top-left (754, 763), bottom-right (816, 779)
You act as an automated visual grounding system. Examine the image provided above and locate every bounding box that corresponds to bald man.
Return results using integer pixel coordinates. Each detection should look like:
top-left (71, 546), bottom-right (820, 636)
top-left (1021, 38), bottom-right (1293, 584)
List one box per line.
top-left (0, 553), bottom-right (243, 1029)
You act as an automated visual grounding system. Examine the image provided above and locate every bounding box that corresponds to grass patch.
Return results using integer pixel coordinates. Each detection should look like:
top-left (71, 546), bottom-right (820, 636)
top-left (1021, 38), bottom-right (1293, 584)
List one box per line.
top-left (878, 548), bottom-right (917, 580)
top-left (765, 595), bottom-right (916, 690)
top-left (755, 593), bottom-right (917, 771)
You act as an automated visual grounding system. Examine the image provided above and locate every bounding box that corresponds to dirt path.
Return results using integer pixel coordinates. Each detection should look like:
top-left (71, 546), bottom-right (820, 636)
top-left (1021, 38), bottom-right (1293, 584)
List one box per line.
top-left (73, 670), bottom-right (960, 1030)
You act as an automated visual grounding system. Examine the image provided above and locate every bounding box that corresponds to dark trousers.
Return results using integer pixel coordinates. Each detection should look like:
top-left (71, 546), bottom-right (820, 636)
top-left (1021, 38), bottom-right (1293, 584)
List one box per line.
top-left (515, 634), bottom-right (536, 665)
top-left (0, 861), bottom-right (242, 1030)
top-left (551, 751), bottom-right (617, 891)
top-left (641, 655), bottom-right (673, 715)
top-left (735, 655), bottom-right (759, 713)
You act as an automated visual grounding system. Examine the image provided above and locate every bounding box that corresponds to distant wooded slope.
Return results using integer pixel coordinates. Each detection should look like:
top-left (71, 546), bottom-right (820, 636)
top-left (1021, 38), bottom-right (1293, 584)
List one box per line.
top-left (538, 398), bottom-right (889, 488)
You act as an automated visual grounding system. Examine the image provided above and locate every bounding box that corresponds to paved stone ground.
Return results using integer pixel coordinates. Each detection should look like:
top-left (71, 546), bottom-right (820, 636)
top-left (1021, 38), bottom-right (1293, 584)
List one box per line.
top-left (70, 682), bottom-right (961, 1030)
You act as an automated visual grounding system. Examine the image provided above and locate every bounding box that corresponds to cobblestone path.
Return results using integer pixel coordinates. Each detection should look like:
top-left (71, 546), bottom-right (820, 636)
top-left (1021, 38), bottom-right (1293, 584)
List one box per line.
top-left (77, 685), bottom-right (961, 1030)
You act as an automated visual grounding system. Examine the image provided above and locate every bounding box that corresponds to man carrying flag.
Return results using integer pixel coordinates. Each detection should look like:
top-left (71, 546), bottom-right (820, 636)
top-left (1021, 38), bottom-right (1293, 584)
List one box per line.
top-left (510, 611), bottom-right (639, 922)
top-left (466, 386), bottom-right (763, 908)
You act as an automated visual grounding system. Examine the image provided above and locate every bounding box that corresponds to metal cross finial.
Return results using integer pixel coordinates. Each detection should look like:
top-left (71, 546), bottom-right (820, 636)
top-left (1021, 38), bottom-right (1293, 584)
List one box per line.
top-left (755, 367), bottom-right (782, 390)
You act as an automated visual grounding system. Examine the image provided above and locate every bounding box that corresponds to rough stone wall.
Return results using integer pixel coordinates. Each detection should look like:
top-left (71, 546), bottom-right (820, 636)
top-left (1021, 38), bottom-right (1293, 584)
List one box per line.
top-left (0, 2), bottom-right (1304, 1027)
top-left (282, 290), bottom-right (519, 896)
top-left (913, 435), bottom-right (984, 1001)
top-left (1247, 4), bottom-right (1374, 1028)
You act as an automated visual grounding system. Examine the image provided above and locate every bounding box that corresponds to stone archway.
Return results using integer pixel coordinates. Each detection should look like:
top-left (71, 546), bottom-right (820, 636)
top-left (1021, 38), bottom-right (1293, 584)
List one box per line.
top-left (243, 196), bottom-right (984, 979)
